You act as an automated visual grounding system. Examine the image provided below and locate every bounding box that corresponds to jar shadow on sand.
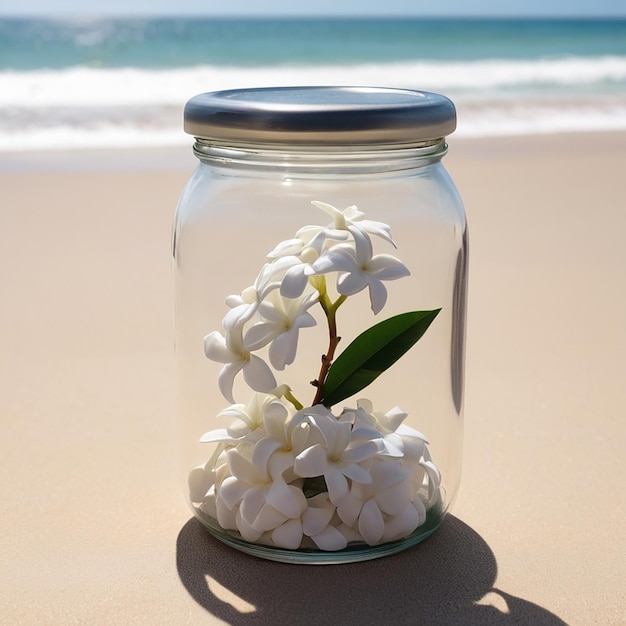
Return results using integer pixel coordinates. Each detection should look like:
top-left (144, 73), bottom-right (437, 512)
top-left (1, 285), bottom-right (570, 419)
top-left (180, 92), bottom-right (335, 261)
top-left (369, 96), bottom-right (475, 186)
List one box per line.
top-left (176, 515), bottom-right (568, 625)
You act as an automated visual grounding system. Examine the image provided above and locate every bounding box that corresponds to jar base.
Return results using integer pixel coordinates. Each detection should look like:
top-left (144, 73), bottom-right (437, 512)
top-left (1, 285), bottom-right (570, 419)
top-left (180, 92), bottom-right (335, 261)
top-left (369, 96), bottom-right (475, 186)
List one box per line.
top-left (193, 505), bottom-right (444, 564)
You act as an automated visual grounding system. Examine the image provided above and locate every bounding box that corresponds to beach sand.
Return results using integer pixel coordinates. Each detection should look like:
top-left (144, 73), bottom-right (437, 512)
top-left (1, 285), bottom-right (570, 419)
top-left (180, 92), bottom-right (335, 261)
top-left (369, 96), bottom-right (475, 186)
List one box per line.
top-left (1, 132), bottom-right (624, 624)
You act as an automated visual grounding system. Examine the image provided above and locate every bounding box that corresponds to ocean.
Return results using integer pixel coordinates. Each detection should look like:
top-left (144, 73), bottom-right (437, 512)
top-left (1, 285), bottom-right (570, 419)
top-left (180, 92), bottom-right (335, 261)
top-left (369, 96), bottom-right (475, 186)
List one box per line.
top-left (1, 17), bottom-right (625, 151)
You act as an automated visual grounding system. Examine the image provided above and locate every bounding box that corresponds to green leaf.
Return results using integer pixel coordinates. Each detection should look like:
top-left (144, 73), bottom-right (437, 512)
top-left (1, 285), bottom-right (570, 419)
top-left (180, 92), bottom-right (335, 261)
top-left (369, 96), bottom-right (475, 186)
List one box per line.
top-left (320, 309), bottom-right (441, 408)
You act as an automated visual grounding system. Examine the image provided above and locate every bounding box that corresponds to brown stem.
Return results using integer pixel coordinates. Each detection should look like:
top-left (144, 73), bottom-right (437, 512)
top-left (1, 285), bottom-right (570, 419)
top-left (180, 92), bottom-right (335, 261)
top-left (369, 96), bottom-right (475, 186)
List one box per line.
top-left (311, 294), bottom-right (345, 406)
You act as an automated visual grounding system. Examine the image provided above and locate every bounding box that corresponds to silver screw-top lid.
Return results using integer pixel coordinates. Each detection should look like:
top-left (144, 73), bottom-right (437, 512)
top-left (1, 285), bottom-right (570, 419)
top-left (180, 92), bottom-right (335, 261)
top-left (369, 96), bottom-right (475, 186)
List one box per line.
top-left (184, 86), bottom-right (456, 146)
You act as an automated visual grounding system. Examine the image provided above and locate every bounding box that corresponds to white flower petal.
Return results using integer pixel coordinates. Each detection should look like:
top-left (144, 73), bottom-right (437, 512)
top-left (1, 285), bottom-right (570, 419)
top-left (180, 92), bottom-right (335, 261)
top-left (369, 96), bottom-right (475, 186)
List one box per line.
top-left (370, 459), bottom-right (410, 491)
top-left (396, 423), bottom-right (429, 442)
top-left (310, 248), bottom-right (357, 275)
top-left (203, 331), bottom-right (232, 363)
top-left (374, 481), bottom-right (411, 516)
top-left (239, 488), bottom-right (266, 527)
top-left (348, 225), bottom-right (373, 267)
top-left (342, 440), bottom-right (379, 463)
top-left (325, 466), bottom-right (349, 505)
top-left (382, 503), bottom-right (420, 542)
top-left (215, 495), bottom-right (238, 529)
top-left (267, 451), bottom-right (296, 480)
top-left (367, 254), bottom-right (411, 280)
top-left (339, 462), bottom-right (372, 484)
top-left (218, 476), bottom-right (249, 510)
top-left (336, 492), bottom-right (363, 527)
top-left (356, 218), bottom-right (396, 247)
top-left (296, 223), bottom-right (323, 241)
top-left (267, 238), bottom-right (304, 259)
top-left (367, 279), bottom-right (388, 314)
top-left (311, 200), bottom-right (343, 223)
top-left (355, 398), bottom-right (375, 417)
top-left (244, 323), bottom-right (278, 351)
top-left (310, 525), bottom-right (348, 551)
top-left (408, 462), bottom-right (427, 493)
top-left (343, 205), bottom-right (365, 220)
top-left (290, 421), bottom-right (313, 455)
top-left (337, 522), bottom-right (363, 544)
top-left (236, 509), bottom-right (264, 542)
top-left (188, 467), bottom-right (214, 503)
top-left (400, 437), bottom-right (427, 462)
top-left (264, 399), bottom-right (289, 423)
top-left (218, 403), bottom-right (247, 419)
top-left (384, 407), bottom-right (410, 432)
top-left (223, 302), bottom-right (257, 332)
top-left (294, 444), bottom-right (328, 478)
top-left (411, 496), bottom-right (427, 525)
top-left (271, 519), bottom-right (303, 549)
top-left (266, 483), bottom-right (307, 519)
top-left (218, 362), bottom-right (242, 404)
top-left (309, 413), bottom-right (350, 452)
top-left (422, 461), bottom-right (442, 507)
top-left (336, 270), bottom-right (368, 296)
top-left (302, 493), bottom-right (335, 536)
top-left (199, 428), bottom-right (237, 444)
top-left (227, 448), bottom-right (263, 483)
top-left (263, 413), bottom-right (289, 443)
top-left (252, 503), bottom-right (288, 533)
top-left (268, 328), bottom-right (298, 371)
top-left (199, 490), bottom-right (217, 518)
top-left (252, 438), bottom-right (283, 474)
top-left (280, 264), bottom-right (310, 298)
top-left (242, 355), bottom-right (277, 393)
top-left (293, 310), bottom-right (317, 330)
top-left (358, 499), bottom-right (385, 545)
top-left (378, 434), bottom-right (405, 457)
top-left (257, 301), bottom-right (285, 323)
top-left (350, 424), bottom-right (382, 443)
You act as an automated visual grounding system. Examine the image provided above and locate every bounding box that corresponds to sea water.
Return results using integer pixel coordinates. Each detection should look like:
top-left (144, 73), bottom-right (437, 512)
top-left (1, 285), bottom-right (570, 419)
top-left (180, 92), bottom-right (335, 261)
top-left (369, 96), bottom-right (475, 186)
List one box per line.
top-left (1, 17), bottom-right (625, 151)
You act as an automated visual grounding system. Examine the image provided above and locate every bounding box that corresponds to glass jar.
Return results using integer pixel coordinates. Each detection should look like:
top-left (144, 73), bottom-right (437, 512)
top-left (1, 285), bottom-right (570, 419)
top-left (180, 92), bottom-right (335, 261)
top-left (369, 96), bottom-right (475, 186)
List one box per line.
top-left (173, 87), bottom-right (467, 564)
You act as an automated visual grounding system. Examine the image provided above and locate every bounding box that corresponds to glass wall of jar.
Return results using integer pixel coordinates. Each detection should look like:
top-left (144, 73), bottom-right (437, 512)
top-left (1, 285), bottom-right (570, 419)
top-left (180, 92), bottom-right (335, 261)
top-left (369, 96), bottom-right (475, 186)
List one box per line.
top-left (173, 87), bottom-right (467, 563)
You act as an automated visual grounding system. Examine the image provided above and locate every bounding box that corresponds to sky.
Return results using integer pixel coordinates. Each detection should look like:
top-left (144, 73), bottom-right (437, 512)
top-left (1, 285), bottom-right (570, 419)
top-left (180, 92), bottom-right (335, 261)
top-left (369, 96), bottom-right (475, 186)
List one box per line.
top-left (0, 0), bottom-right (624, 17)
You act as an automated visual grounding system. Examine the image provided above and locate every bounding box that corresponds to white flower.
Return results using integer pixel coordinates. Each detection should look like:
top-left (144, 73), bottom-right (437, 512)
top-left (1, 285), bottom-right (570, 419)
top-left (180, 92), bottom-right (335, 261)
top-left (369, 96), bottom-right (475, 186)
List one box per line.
top-left (293, 407), bottom-right (379, 505)
top-left (266, 238), bottom-right (306, 259)
top-left (419, 447), bottom-right (443, 509)
top-left (268, 200), bottom-right (395, 265)
top-left (351, 398), bottom-right (428, 460)
top-left (308, 226), bottom-right (410, 314)
top-left (188, 466), bottom-right (215, 503)
top-left (278, 247), bottom-right (320, 299)
top-left (302, 492), bottom-right (347, 551)
top-left (336, 459), bottom-right (419, 546)
top-left (249, 400), bottom-right (315, 486)
top-left (224, 256), bottom-right (303, 324)
top-left (204, 319), bottom-right (276, 403)
top-left (216, 446), bottom-right (307, 544)
top-left (244, 289), bottom-right (318, 370)
top-left (311, 201), bottom-right (397, 248)
top-left (199, 393), bottom-right (288, 444)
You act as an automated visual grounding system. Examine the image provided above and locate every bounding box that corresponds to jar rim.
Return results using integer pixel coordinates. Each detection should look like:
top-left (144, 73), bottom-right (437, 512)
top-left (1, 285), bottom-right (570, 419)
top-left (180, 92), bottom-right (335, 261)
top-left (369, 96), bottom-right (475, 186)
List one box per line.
top-left (184, 86), bottom-right (456, 146)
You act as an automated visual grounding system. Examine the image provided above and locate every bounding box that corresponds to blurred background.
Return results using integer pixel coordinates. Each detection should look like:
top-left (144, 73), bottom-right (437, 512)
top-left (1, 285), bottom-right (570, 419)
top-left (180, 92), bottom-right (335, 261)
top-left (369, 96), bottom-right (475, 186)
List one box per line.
top-left (0, 0), bottom-right (625, 152)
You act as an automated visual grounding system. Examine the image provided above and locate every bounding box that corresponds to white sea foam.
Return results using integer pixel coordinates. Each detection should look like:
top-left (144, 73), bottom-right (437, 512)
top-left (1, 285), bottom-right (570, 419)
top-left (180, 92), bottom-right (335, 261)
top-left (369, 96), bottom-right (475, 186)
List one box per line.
top-left (1, 57), bottom-right (625, 151)
top-left (1, 56), bottom-right (626, 107)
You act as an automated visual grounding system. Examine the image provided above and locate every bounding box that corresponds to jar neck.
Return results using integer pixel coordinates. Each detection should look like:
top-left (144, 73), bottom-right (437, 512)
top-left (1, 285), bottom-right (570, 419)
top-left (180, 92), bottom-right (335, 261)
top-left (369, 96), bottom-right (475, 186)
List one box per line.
top-left (192, 138), bottom-right (448, 175)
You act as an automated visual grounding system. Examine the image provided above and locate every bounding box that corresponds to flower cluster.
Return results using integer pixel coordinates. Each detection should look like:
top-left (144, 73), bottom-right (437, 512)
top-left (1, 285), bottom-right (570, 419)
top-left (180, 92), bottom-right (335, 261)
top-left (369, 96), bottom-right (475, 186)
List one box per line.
top-left (193, 201), bottom-right (442, 551)
top-left (203, 201), bottom-right (410, 404)
top-left (190, 393), bottom-right (441, 550)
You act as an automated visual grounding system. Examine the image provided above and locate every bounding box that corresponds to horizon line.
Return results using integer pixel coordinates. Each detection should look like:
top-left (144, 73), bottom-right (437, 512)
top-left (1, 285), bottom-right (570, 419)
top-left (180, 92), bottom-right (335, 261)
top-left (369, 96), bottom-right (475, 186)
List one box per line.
top-left (1, 13), bottom-right (626, 20)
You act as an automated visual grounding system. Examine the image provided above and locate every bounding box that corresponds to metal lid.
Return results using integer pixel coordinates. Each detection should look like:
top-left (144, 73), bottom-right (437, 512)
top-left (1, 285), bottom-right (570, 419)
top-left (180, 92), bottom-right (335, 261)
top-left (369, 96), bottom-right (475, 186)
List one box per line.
top-left (184, 86), bottom-right (456, 146)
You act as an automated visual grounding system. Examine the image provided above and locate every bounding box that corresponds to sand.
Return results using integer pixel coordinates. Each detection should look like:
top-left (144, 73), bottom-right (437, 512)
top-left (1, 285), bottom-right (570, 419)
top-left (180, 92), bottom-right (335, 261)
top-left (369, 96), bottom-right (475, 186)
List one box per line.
top-left (0, 132), bottom-right (624, 625)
